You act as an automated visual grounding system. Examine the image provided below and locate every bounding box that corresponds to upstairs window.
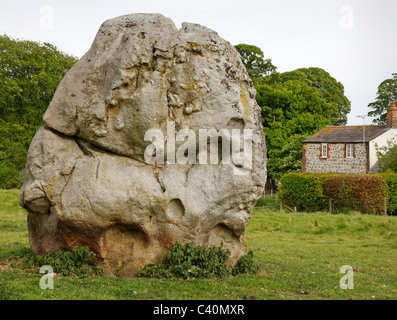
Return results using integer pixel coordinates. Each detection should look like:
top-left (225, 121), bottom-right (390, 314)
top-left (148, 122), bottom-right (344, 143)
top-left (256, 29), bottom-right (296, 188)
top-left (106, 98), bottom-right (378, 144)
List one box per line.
top-left (346, 144), bottom-right (354, 158)
top-left (321, 143), bottom-right (328, 158)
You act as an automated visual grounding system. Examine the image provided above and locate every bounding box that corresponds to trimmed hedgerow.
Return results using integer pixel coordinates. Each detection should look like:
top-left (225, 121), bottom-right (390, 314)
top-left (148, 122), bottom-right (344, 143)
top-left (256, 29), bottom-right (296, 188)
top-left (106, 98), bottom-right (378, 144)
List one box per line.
top-left (279, 173), bottom-right (327, 212)
top-left (322, 174), bottom-right (387, 215)
top-left (379, 171), bottom-right (397, 216)
top-left (280, 173), bottom-right (388, 215)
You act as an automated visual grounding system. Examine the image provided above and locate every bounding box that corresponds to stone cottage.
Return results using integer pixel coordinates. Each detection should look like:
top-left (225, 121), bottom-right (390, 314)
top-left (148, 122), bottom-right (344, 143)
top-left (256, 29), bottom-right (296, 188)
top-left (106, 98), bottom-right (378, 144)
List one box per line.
top-left (303, 103), bottom-right (397, 174)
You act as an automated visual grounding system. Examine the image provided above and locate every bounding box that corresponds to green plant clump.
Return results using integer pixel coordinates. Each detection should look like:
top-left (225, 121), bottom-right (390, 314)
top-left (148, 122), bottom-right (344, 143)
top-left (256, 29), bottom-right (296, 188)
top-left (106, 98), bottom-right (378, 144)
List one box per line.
top-left (138, 242), bottom-right (259, 279)
top-left (23, 246), bottom-right (101, 277)
top-left (231, 250), bottom-right (260, 275)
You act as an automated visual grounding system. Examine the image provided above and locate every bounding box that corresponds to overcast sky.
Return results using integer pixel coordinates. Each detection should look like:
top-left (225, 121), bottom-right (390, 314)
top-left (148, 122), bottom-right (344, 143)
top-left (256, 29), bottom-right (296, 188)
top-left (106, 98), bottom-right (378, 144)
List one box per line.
top-left (1, 0), bottom-right (396, 125)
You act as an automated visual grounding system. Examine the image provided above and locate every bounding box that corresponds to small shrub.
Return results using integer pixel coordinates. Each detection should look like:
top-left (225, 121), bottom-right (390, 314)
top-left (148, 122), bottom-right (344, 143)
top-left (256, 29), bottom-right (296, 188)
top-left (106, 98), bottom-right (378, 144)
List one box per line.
top-left (23, 246), bottom-right (102, 277)
top-left (232, 250), bottom-right (259, 275)
top-left (138, 242), bottom-right (259, 279)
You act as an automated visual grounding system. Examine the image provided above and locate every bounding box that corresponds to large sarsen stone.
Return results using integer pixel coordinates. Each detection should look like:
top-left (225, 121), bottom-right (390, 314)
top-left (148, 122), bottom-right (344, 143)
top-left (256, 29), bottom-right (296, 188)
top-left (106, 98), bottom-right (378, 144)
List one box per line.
top-left (20, 13), bottom-right (267, 277)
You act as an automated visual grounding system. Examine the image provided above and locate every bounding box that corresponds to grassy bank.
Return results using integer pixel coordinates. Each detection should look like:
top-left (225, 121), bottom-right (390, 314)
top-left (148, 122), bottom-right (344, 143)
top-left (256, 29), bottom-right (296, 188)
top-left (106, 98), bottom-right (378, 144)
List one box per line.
top-left (1, 189), bottom-right (396, 300)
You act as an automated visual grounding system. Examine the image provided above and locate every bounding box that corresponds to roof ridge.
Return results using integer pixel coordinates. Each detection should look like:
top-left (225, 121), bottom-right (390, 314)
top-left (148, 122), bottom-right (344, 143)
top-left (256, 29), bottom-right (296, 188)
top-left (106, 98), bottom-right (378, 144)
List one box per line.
top-left (325, 124), bottom-right (387, 128)
top-left (303, 124), bottom-right (391, 143)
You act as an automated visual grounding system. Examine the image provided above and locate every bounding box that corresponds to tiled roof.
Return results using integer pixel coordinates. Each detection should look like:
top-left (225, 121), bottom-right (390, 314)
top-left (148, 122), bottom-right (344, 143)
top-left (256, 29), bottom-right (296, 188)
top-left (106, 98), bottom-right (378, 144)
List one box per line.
top-left (303, 125), bottom-right (391, 143)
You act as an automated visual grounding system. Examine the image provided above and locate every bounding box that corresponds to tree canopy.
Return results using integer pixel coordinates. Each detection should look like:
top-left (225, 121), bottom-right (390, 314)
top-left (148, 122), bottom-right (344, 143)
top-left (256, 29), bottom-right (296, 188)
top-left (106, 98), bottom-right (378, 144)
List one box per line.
top-left (235, 44), bottom-right (351, 180)
top-left (0, 35), bottom-right (77, 188)
top-left (367, 73), bottom-right (397, 124)
top-left (375, 138), bottom-right (397, 173)
top-left (280, 68), bottom-right (351, 126)
top-left (235, 44), bottom-right (277, 82)
top-left (266, 134), bottom-right (310, 180)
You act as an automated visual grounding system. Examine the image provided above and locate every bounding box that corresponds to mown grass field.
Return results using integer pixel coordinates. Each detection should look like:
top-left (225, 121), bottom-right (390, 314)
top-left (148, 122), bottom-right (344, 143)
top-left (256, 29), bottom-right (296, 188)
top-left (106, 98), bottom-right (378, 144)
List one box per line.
top-left (1, 189), bottom-right (396, 300)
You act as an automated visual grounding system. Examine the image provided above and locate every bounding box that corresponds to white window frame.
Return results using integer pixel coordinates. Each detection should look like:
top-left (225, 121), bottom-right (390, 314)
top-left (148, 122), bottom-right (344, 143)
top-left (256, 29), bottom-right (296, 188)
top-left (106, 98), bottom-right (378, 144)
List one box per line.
top-left (321, 143), bottom-right (328, 159)
top-left (346, 144), bottom-right (354, 159)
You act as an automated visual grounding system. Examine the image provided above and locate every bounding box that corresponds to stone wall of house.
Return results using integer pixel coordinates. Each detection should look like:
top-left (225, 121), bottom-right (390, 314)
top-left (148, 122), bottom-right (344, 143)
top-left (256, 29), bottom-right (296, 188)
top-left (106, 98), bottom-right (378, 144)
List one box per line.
top-left (303, 143), bottom-right (368, 174)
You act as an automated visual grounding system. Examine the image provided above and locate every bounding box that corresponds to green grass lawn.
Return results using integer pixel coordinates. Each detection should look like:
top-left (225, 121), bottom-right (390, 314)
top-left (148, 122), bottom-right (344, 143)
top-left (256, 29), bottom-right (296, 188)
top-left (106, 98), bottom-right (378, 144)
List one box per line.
top-left (1, 189), bottom-right (397, 300)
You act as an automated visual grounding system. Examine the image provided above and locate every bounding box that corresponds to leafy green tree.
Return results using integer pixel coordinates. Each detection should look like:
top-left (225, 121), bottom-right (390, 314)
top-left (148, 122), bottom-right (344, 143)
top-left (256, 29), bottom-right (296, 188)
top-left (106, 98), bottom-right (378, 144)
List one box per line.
top-left (234, 44), bottom-right (277, 82)
top-left (280, 68), bottom-right (351, 125)
top-left (267, 134), bottom-right (310, 180)
top-left (0, 35), bottom-right (77, 188)
top-left (257, 78), bottom-right (334, 179)
top-left (235, 44), bottom-right (351, 180)
top-left (368, 73), bottom-right (397, 124)
top-left (375, 138), bottom-right (397, 173)
top-left (255, 82), bottom-right (290, 150)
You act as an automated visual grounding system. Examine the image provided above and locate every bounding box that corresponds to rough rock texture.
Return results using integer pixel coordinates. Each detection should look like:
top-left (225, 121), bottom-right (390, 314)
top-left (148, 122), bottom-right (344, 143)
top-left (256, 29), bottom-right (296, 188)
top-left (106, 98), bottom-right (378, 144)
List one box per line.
top-left (20, 13), bottom-right (267, 277)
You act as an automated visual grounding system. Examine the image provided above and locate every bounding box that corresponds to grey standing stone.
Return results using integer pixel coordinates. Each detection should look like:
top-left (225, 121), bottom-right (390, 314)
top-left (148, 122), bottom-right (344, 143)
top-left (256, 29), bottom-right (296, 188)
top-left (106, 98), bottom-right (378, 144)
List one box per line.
top-left (20, 13), bottom-right (267, 277)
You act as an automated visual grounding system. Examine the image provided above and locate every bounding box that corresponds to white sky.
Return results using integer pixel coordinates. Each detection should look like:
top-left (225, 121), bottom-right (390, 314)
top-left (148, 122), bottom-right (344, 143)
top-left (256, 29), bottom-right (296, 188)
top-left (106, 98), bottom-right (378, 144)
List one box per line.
top-left (1, 0), bottom-right (396, 125)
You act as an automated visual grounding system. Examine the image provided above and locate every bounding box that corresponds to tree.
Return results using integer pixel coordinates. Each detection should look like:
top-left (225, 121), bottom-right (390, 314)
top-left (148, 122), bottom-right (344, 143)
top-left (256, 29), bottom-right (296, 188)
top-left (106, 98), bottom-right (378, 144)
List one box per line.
top-left (267, 134), bottom-right (310, 180)
top-left (256, 77), bottom-right (335, 179)
top-left (0, 35), bottom-right (77, 188)
top-left (234, 44), bottom-right (277, 82)
top-left (368, 73), bottom-right (397, 124)
top-left (235, 44), bottom-right (351, 180)
top-left (280, 68), bottom-right (351, 126)
top-left (375, 138), bottom-right (397, 172)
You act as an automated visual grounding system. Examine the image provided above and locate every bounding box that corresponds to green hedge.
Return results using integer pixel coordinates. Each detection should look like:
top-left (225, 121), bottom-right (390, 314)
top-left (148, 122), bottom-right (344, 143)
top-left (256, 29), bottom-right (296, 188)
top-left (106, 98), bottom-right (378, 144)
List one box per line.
top-left (379, 171), bottom-right (397, 216)
top-left (278, 173), bottom-right (327, 212)
top-left (280, 173), bottom-right (389, 215)
top-left (322, 174), bottom-right (387, 215)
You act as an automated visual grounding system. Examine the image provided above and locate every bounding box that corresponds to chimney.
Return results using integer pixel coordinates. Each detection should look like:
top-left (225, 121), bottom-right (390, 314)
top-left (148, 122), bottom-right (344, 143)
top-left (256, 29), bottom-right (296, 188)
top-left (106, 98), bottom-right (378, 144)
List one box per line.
top-left (387, 103), bottom-right (397, 128)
